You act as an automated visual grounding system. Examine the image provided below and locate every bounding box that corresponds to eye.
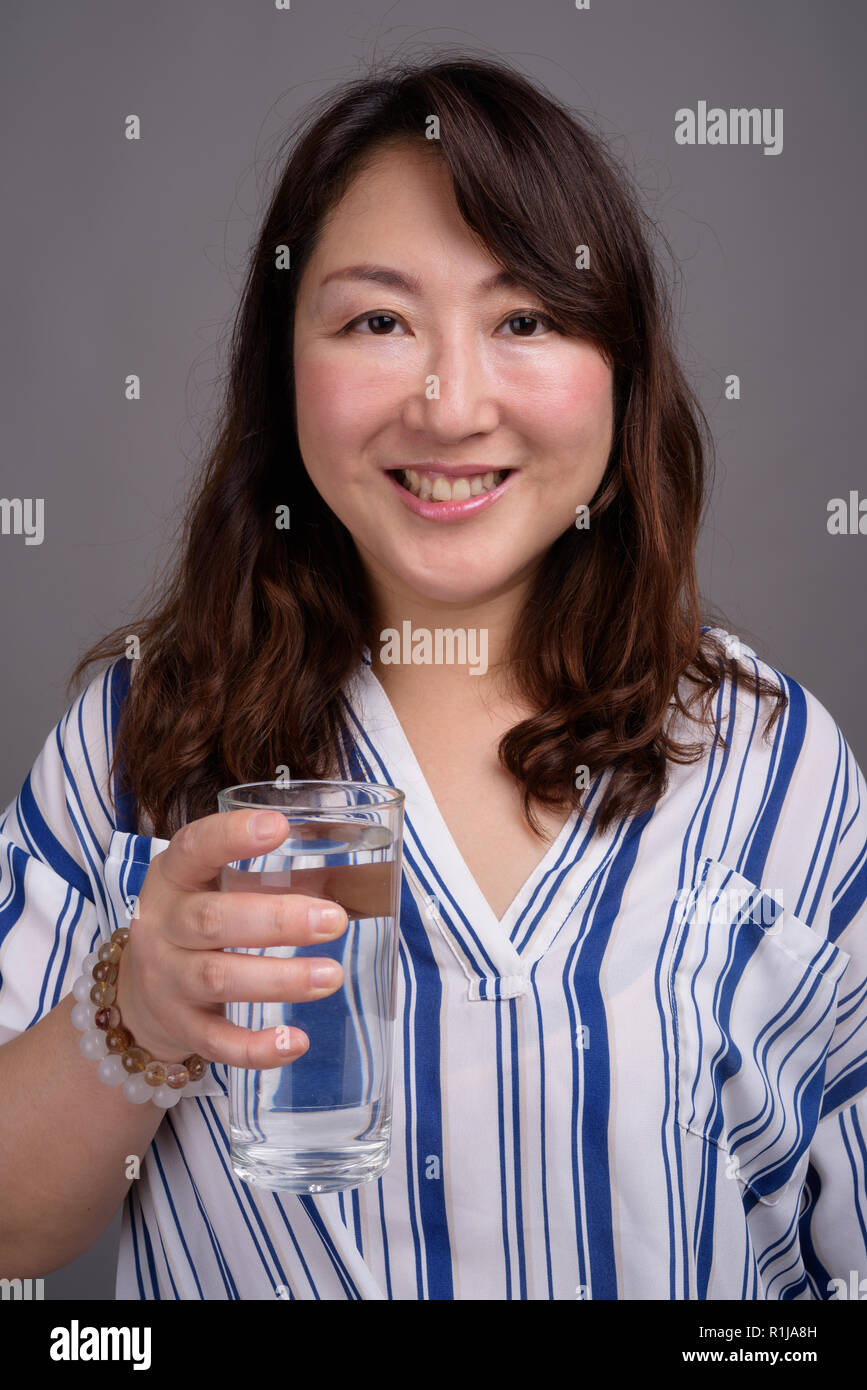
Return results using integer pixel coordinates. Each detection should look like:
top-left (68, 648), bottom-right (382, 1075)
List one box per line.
top-left (498, 311), bottom-right (557, 337)
top-left (341, 312), bottom-right (406, 336)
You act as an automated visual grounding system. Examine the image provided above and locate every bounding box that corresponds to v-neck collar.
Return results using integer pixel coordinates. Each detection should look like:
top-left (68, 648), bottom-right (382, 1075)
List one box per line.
top-left (340, 656), bottom-right (621, 1000)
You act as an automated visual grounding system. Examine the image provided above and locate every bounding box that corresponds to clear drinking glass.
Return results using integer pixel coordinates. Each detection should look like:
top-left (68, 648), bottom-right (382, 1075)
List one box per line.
top-left (217, 780), bottom-right (404, 1193)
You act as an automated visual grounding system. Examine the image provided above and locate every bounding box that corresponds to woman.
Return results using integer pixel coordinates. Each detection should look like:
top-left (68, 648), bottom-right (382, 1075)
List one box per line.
top-left (1, 54), bottom-right (864, 1301)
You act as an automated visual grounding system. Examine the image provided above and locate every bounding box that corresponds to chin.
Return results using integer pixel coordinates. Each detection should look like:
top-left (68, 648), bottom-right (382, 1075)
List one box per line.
top-left (386, 558), bottom-right (524, 607)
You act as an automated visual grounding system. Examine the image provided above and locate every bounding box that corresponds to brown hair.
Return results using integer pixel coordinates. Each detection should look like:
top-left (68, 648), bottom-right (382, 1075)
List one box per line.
top-left (69, 51), bottom-right (786, 839)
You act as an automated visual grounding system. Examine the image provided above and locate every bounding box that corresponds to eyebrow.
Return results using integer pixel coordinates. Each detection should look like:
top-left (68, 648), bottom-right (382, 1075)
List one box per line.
top-left (317, 264), bottom-right (523, 296)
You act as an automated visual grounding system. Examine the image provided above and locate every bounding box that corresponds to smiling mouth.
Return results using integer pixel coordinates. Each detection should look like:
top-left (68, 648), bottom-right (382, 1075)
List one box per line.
top-left (392, 468), bottom-right (510, 502)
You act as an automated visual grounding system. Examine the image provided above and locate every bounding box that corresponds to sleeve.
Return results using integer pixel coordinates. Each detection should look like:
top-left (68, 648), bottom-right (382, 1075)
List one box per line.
top-left (0, 663), bottom-right (124, 1043)
top-left (0, 658), bottom-right (224, 1100)
top-left (798, 735), bottom-right (867, 1299)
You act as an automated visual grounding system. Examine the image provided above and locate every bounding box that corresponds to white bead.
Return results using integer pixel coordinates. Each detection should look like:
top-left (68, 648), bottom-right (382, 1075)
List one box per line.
top-left (79, 1028), bottom-right (108, 1060)
top-left (73, 973), bottom-right (95, 1003)
top-left (98, 1054), bottom-right (127, 1085)
top-left (82, 951), bottom-right (100, 974)
top-left (151, 1084), bottom-right (182, 1109)
top-left (123, 1072), bottom-right (154, 1104)
top-left (71, 1002), bottom-right (96, 1032)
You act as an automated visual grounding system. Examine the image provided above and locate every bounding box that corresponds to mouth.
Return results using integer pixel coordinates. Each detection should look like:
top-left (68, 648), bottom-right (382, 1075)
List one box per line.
top-left (392, 467), bottom-right (509, 502)
top-left (386, 466), bottom-right (517, 522)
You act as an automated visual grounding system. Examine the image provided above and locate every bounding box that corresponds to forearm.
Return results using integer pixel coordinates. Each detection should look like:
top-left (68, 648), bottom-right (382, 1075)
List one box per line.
top-left (0, 989), bottom-right (164, 1276)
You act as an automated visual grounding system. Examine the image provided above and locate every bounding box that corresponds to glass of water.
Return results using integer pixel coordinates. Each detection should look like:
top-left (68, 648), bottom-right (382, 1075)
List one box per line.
top-left (217, 780), bottom-right (405, 1193)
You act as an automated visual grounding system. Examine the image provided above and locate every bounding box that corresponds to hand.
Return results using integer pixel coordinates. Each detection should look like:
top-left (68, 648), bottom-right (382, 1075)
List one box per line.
top-left (113, 810), bottom-right (347, 1068)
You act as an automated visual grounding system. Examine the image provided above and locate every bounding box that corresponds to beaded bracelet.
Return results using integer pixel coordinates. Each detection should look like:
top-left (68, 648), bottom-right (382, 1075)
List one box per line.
top-left (70, 926), bottom-right (209, 1109)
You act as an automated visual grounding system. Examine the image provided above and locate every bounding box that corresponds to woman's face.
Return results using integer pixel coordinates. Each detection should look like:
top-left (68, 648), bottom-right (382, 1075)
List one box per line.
top-left (292, 141), bottom-right (614, 608)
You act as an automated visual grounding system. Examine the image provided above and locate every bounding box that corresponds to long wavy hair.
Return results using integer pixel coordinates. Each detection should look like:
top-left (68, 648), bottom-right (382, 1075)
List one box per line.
top-left (70, 51), bottom-right (787, 840)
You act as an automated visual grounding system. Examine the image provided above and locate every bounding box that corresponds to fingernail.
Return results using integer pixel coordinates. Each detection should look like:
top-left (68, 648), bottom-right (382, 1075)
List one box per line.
top-left (275, 1025), bottom-right (305, 1053)
top-left (310, 960), bottom-right (341, 987)
top-left (308, 904), bottom-right (346, 938)
top-left (250, 812), bottom-right (284, 840)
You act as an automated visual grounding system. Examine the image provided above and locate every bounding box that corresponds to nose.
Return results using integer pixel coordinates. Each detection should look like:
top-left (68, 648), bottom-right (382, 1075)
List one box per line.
top-left (400, 330), bottom-right (500, 439)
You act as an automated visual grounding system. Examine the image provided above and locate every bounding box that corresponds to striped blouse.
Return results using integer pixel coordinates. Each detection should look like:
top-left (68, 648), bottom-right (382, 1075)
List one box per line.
top-left (1, 629), bottom-right (865, 1300)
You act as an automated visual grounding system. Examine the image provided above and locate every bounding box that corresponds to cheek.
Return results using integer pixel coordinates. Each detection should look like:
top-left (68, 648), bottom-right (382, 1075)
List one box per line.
top-left (525, 358), bottom-right (614, 449)
top-left (294, 354), bottom-right (380, 465)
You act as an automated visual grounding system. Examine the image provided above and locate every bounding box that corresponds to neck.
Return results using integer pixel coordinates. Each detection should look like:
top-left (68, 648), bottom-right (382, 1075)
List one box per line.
top-left (366, 572), bottom-right (532, 711)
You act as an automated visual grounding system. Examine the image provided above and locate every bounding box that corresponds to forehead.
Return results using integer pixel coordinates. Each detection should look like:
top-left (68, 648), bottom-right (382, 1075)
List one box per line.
top-left (328, 138), bottom-right (451, 211)
top-left (304, 142), bottom-right (487, 276)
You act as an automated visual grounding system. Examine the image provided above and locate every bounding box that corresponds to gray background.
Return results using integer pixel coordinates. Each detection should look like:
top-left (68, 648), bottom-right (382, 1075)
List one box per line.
top-left (1, 1), bottom-right (863, 1299)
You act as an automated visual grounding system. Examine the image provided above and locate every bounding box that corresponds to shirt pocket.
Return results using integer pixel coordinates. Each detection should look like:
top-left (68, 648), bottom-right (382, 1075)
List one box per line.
top-left (100, 829), bottom-right (226, 1099)
top-left (668, 856), bottom-right (851, 1207)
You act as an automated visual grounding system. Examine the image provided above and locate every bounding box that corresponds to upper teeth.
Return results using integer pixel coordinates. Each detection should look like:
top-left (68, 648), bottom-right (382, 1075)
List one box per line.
top-left (400, 469), bottom-right (504, 501)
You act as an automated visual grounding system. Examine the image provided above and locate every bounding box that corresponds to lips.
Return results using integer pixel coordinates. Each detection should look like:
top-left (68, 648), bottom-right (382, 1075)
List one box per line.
top-left (386, 466), bottom-right (517, 521)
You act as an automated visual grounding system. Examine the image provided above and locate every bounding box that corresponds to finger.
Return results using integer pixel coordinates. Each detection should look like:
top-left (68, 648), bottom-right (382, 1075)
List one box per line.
top-left (183, 950), bottom-right (346, 1006)
top-left (157, 808), bottom-right (290, 893)
top-left (194, 1013), bottom-right (311, 1069)
top-left (164, 890), bottom-right (348, 950)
